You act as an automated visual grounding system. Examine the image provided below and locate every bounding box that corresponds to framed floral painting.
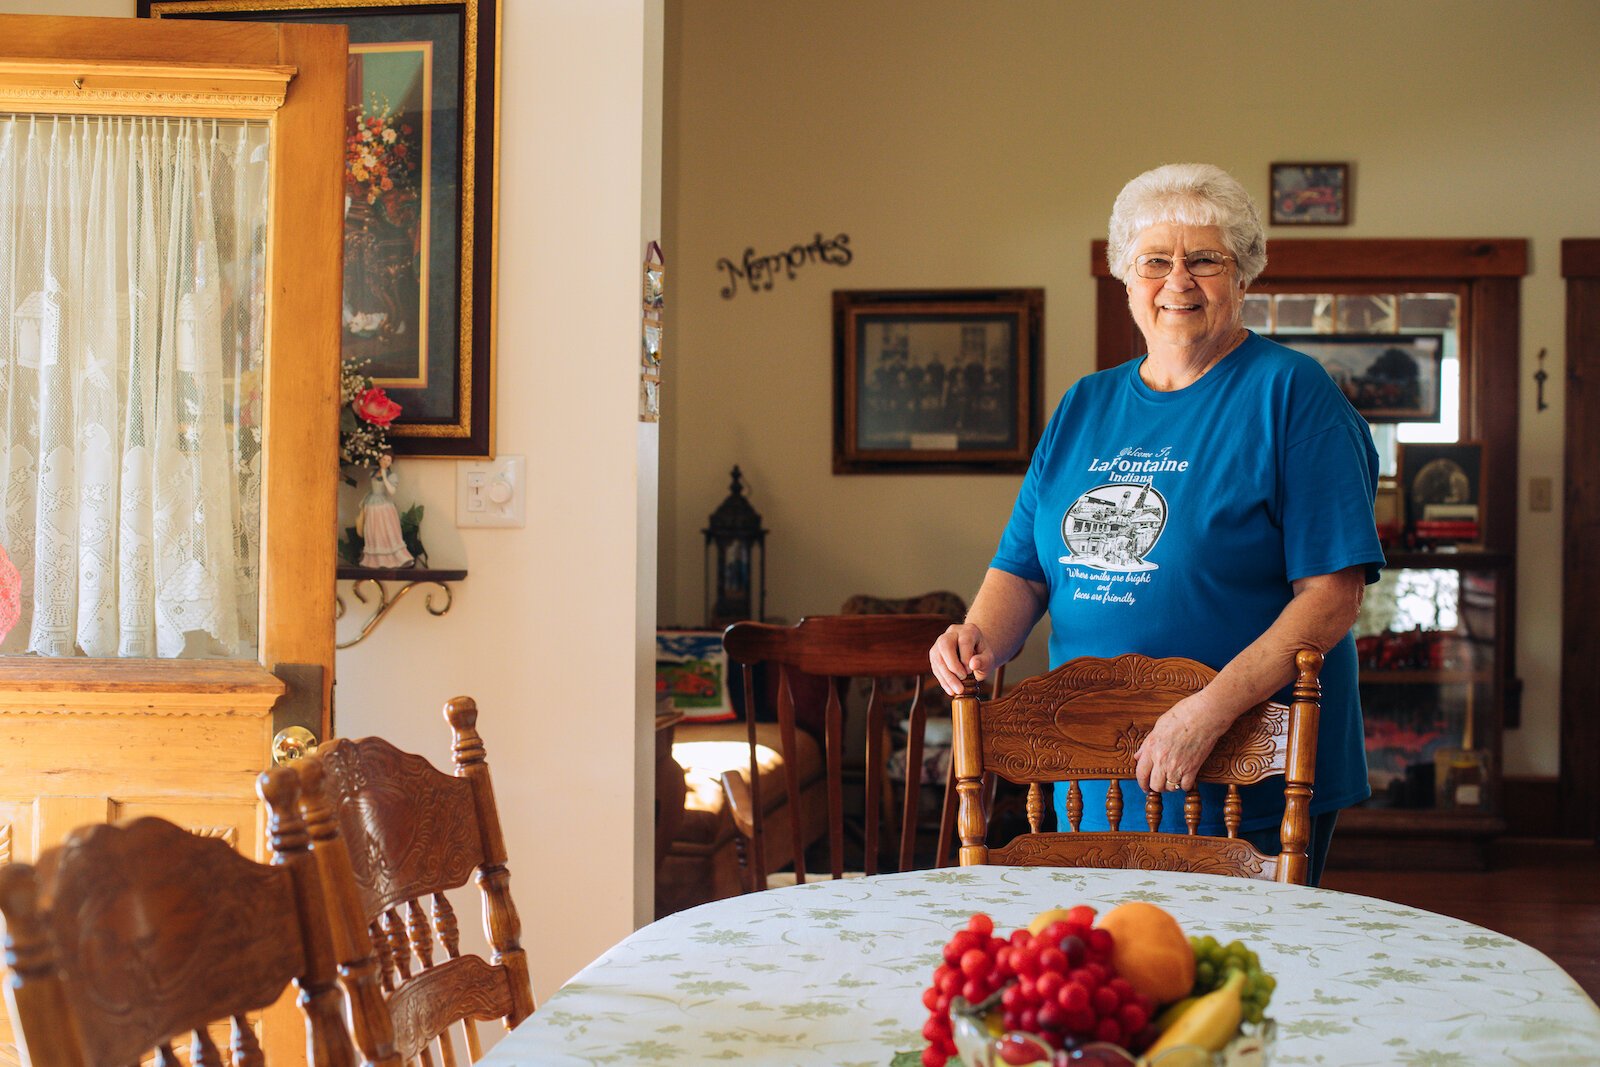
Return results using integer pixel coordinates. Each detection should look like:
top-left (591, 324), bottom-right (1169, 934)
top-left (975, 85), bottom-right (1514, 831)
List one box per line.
top-left (141, 0), bottom-right (500, 457)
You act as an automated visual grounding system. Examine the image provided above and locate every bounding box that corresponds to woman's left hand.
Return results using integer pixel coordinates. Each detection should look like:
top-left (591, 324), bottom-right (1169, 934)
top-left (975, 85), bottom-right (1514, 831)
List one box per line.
top-left (1134, 693), bottom-right (1235, 794)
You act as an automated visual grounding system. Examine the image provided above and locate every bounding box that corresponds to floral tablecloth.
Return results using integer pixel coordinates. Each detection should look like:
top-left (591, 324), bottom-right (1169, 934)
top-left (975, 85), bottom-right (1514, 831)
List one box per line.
top-left (485, 867), bottom-right (1600, 1066)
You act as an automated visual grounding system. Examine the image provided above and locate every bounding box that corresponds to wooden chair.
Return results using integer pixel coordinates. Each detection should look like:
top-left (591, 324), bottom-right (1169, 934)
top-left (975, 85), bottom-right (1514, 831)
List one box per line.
top-left (720, 614), bottom-right (958, 889)
top-left (293, 696), bottom-right (535, 1067)
top-left (835, 590), bottom-right (1006, 869)
top-left (951, 651), bottom-right (1324, 885)
top-left (0, 767), bottom-right (357, 1067)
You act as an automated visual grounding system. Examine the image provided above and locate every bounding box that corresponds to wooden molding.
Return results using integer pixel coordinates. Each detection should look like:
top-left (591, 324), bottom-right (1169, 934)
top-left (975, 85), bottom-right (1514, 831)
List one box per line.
top-left (1560, 243), bottom-right (1600, 840)
top-left (1501, 776), bottom-right (1563, 839)
top-left (0, 59), bottom-right (293, 117)
top-left (0, 659), bottom-right (283, 714)
top-left (1562, 238), bottom-right (1600, 279)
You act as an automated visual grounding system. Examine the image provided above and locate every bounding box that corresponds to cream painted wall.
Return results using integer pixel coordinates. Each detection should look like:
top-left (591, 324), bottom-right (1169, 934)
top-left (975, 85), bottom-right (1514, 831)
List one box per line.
top-left (1, 0), bottom-right (662, 1006)
top-left (330, 0), bottom-right (663, 1010)
top-left (661, 0), bottom-right (1600, 778)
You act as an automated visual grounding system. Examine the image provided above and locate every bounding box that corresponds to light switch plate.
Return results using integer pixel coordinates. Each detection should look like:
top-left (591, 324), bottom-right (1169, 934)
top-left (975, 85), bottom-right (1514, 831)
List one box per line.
top-left (457, 456), bottom-right (526, 527)
top-left (1530, 475), bottom-right (1553, 513)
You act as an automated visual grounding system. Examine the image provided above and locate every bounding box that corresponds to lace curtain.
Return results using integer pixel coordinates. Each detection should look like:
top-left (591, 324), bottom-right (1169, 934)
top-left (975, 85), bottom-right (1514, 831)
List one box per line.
top-left (0, 114), bottom-right (268, 658)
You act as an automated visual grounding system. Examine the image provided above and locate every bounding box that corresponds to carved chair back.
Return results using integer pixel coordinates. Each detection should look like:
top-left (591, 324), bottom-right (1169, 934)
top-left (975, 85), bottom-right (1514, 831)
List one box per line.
top-left (951, 652), bottom-right (1323, 885)
top-left (295, 697), bottom-right (534, 1067)
top-left (721, 614), bottom-right (958, 887)
top-left (0, 768), bottom-right (355, 1067)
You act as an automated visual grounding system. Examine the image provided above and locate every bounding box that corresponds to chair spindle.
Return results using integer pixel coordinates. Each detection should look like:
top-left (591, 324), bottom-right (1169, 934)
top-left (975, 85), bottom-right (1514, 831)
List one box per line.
top-left (191, 1027), bottom-right (224, 1067)
top-left (862, 676), bottom-right (883, 877)
top-left (371, 918), bottom-right (397, 991)
top-left (383, 908), bottom-right (413, 980)
top-left (231, 1015), bottom-right (264, 1067)
top-left (1184, 791), bottom-right (1201, 835)
top-left (407, 897), bottom-right (436, 969)
top-left (1145, 788), bottom-right (1163, 831)
top-left (1066, 780), bottom-right (1083, 832)
top-left (1224, 785), bottom-right (1242, 838)
top-left (1107, 780), bottom-right (1123, 831)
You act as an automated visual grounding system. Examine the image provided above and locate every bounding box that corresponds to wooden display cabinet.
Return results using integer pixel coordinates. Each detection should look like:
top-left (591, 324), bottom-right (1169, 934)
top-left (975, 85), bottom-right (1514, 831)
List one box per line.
top-left (1331, 551), bottom-right (1512, 870)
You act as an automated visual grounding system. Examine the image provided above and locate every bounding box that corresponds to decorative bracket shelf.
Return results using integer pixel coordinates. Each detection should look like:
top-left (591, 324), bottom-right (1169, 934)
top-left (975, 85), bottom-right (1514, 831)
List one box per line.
top-left (335, 566), bottom-right (467, 649)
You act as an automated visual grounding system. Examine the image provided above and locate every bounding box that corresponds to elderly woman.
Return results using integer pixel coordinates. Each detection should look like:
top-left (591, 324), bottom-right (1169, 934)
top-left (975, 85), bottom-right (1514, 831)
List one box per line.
top-left (929, 163), bottom-right (1383, 885)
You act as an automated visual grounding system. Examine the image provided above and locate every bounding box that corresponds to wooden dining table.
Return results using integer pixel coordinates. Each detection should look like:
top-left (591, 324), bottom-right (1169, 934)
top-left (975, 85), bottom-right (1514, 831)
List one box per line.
top-left (483, 866), bottom-right (1600, 1066)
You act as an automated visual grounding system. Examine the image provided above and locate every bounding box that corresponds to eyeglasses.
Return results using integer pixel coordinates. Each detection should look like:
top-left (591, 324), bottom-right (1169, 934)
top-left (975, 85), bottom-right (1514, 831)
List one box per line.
top-left (1133, 250), bottom-right (1234, 280)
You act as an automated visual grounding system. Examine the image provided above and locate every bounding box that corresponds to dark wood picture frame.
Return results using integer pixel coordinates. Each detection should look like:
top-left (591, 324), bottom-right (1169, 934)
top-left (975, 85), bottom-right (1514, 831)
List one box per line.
top-left (1268, 332), bottom-right (1445, 422)
top-left (142, 0), bottom-right (500, 458)
top-left (833, 289), bottom-right (1043, 474)
top-left (1270, 162), bottom-right (1350, 226)
top-left (1398, 440), bottom-right (1484, 538)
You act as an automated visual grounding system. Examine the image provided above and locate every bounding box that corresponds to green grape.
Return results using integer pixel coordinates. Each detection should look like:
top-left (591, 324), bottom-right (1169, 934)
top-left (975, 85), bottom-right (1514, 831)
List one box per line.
top-left (1187, 935), bottom-right (1277, 1016)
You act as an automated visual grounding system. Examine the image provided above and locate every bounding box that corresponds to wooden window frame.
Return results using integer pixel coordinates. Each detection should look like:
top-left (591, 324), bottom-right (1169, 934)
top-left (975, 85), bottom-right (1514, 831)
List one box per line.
top-left (0, 14), bottom-right (345, 722)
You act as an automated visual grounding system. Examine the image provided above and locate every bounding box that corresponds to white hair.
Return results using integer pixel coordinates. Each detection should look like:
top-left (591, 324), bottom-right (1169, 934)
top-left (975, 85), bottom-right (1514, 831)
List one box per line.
top-left (1106, 163), bottom-right (1267, 286)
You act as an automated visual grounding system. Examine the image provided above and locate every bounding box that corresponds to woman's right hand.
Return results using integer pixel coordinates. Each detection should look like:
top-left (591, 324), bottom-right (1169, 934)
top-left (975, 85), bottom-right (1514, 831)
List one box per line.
top-left (930, 623), bottom-right (992, 696)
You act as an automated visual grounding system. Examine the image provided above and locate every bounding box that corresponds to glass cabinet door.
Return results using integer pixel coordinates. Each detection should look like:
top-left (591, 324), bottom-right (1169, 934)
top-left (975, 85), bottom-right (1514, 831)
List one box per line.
top-left (1356, 559), bottom-right (1503, 811)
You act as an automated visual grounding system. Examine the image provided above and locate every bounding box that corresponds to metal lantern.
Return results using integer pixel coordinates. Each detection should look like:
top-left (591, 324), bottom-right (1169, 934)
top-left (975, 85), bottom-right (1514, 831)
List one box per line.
top-left (703, 465), bottom-right (767, 627)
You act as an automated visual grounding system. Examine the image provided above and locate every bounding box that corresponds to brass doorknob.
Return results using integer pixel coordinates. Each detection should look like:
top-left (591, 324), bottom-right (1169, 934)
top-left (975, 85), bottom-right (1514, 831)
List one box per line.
top-left (272, 725), bottom-right (320, 765)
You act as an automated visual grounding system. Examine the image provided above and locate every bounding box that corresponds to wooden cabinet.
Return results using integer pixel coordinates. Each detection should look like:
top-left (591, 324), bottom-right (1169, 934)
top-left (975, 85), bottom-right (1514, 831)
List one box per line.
top-left (1333, 551), bottom-right (1512, 869)
top-left (0, 662), bottom-right (294, 1067)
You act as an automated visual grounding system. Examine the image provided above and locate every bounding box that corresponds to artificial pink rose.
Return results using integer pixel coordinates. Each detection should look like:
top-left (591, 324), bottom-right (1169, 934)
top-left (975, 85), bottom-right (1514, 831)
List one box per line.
top-left (0, 543), bottom-right (18, 644)
top-left (354, 387), bottom-right (402, 428)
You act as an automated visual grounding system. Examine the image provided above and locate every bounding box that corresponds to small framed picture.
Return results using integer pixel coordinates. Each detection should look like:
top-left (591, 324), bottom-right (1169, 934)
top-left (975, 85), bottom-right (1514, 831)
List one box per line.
top-left (1398, 441), bottom-right (1483, 544)
top-left (833, 288), bottom-right (1044, 473)
top-left (1270, 162), bottom-right (1350, 226)
top-left (1270, 333), bottom-right (1444, 422)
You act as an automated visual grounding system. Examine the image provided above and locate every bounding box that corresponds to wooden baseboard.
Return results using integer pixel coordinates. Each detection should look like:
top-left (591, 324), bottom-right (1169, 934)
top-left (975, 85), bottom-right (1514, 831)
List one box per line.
top-left (1503, 775), bottom-right (1565, 838)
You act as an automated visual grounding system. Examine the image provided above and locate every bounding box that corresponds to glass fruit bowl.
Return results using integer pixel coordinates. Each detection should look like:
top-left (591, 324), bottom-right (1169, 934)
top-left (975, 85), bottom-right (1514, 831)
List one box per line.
top-left (949, 990), bottom-right (1275, 1067)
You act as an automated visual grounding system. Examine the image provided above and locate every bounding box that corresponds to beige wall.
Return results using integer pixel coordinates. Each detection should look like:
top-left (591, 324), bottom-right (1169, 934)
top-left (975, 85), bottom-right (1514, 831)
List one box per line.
top-left (660, 0), bottom-right (1600, 778)
top-left (330, 0), bottom-right (663, 1011)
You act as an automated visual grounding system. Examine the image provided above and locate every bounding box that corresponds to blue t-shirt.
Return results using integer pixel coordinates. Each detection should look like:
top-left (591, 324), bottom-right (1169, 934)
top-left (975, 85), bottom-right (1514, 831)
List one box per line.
top-left (990, 332), bottom-right (1383, 833)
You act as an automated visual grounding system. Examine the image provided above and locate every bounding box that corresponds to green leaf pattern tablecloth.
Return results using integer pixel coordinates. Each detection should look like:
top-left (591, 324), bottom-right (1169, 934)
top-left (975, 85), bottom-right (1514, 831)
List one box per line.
top-left (483, 867), bottom-right (1600, 1066)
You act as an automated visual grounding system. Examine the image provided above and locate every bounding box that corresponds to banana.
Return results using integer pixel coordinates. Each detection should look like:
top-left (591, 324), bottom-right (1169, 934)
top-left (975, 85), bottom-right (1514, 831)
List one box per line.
top-left (1152, 994), bottom-right (1199, 1033)
top-left (1143, 968), bottom-right (1246, 1059)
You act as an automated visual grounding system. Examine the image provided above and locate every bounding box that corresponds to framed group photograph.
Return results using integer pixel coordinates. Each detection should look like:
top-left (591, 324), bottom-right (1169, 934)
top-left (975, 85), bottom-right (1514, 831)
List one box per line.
top-left (1271, 333), bottom-right (1444, 422)
top-left (1269, 162), bottom-right (1350, 226)
top-left (833, 288), bottom-right (1043, 474)
top-left (142, 0), bottom-right (501, 457)
top-left (1398, 441), bottom-right (1483, 543)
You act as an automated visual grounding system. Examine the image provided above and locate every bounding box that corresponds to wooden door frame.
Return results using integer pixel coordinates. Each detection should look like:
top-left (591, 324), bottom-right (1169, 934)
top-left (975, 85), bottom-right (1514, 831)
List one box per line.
top-left (0, 22), bottom-right (342, 1063)
top-left (1560, 240), bottom-right (1600, 841)
top-left (0, 14), bottom-right (344, 734)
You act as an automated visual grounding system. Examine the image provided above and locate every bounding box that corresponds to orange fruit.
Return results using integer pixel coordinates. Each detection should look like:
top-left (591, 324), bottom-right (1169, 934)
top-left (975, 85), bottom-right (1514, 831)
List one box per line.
top-left (1095, 901), bottom-right (1195, 1004)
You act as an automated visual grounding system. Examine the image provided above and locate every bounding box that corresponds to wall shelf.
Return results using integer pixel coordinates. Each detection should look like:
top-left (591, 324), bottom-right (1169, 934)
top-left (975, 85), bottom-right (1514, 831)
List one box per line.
top-left (335, 566), bottom-right (466, 649)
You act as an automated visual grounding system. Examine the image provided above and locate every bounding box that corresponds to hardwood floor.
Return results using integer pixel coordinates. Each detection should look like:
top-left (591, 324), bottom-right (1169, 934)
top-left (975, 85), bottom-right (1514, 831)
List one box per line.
top-left (1321, 838), bottom-right (1600, 1001)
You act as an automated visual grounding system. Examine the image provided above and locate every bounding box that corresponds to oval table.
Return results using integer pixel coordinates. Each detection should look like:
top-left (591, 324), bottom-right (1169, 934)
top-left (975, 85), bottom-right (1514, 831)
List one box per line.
top-left (483, 867), bottom-right (1600, 1066)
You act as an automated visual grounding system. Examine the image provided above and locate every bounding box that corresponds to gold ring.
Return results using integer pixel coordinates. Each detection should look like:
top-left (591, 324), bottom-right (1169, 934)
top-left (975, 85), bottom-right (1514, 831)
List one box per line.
top-left (1165, 779), bottom-right (1181, 791)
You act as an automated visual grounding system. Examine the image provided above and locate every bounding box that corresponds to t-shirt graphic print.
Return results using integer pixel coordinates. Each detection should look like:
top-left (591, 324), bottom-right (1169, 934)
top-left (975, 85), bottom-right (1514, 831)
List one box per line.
top-left (1059, 481), bottom-right (1168, 572)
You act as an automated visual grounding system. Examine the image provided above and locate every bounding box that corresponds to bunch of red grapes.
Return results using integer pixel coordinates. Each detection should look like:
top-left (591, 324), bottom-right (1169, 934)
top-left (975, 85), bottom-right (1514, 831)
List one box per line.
top-left (919, 908), bottom-right (1158, 1067)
